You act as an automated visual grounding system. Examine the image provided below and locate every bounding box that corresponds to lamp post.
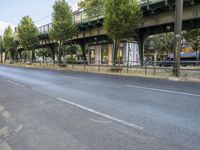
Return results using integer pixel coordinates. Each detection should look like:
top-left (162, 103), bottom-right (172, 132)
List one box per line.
top-left (173, 0), bottom-right (183, 77)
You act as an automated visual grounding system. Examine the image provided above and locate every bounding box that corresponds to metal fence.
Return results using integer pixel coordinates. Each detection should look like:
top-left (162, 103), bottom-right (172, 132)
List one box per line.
top-left (1, 60), bottom-right (200, 79)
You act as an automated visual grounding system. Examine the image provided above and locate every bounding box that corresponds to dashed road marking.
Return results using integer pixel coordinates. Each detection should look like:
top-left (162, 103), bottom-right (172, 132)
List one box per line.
top-left (126, 84), bottom-right (200, 97)
top-left (7, 80), bottom-right (25, 88)
top-left (14, 124), bottom-right (23, 133)
top-left (57, 97), bottom-right (143, 130)
top-left (60, 75), bottom-right (85, 80)
top-left (89, 118), bottom-right (113, 124)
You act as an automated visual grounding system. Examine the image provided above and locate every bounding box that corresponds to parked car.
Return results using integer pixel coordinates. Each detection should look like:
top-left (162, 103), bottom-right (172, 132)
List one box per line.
top-left (159, 57), bottom-right (173, 67)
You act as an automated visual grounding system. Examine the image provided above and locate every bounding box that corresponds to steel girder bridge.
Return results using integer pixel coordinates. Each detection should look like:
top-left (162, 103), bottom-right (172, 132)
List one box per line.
top-left (17, 0), bottom-right (200, 62)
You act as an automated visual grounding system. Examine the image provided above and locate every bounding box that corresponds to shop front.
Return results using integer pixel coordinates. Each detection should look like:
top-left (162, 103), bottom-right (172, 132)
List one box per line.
top-left (88, 42), bottom-right (140, 66)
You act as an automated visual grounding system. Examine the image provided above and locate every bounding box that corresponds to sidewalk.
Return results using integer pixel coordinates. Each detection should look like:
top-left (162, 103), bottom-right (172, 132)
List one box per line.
top-left (1, 61), bottom-right (200, 82)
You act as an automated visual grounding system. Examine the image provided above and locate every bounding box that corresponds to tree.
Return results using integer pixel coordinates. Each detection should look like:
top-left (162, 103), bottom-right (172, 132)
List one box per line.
top-left (0, 35), bottom-right (4, 63)
top-left (154, 33), bottom-right (173, 55)
top-left (35, 48), bottom-right (52, 63)
top-left (17, 16), bottom-right (38, 62)
top-left (50, 0), bottom-right (77, 63)
top-left (2, 26), bottom-right (16, 61)
top-left (80, 0), bottom-right (104, 18)
top-left (145, 33), bottom-right (174, 62)
top-left (104, 0), bottom-right (143, 64)
top-left (183, 29), bottom-right (200, 60)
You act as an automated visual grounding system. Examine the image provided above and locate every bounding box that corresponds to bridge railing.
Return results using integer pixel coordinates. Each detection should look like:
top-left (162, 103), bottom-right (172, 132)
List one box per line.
top-left (38, 0), bottom-right (166, 35)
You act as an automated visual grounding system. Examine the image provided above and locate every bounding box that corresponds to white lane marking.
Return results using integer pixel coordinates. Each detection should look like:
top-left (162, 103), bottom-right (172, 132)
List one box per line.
top-left (89, 118), bottom-right (113, 124)
top-left (126, 84), bottom-right (200, 97)
top-left (14, 124), bottom-right (23, 133)
top-left (60, 75), bottom-right (85, 80)
top-left (57, 97), bottom-right (143, 130)
top-left (0, 142), bottom-right (12, 150)
top-left (7, 80), bottom-right (25, 87)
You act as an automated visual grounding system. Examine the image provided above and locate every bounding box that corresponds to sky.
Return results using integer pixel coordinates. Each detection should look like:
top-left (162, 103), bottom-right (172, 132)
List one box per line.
top-left (0, 0), bottom-right (78, 35)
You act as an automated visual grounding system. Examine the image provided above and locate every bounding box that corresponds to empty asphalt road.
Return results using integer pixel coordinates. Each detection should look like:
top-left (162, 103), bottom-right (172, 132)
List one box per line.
top-left (0, 65), bottom-right (200, 150)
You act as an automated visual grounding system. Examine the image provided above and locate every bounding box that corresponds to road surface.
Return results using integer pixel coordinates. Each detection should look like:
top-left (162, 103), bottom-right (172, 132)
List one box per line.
top-left (0, 65), bottom-right (200, 150)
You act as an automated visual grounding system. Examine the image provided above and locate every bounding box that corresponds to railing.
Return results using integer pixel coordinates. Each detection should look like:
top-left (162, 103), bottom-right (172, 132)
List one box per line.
top-left (1, 59), bottom-right (200, 79)
top-left (38, 0), bottom-right (167, 35)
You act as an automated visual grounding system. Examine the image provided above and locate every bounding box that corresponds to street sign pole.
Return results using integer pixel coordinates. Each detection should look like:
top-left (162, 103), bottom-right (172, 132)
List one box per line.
top-left (173, 0), bottom-right (183, 77)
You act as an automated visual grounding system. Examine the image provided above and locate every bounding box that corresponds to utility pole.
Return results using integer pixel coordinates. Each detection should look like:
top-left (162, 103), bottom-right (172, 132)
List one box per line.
top-left (173, 0), bottom-right (183, 77)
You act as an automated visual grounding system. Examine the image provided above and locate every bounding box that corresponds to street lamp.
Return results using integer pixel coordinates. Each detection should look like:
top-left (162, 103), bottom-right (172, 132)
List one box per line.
top-left (173, 0), bottom-right (183, 77)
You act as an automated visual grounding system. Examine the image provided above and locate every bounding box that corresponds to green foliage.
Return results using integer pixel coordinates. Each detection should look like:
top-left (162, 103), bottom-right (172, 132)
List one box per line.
top-left (63, 44), bottom-right (80, 56)
top-left (104, 0), bottom-right (143, 40)
top-left (183, 29), bottom-right (200, 52)
top-left (0, 35), bottom-right (4, 52)
top-left (104, 0), bottom-right (143, 63)
top-left (153, 33), bottom-right (174, 53)
top-left (80, 0), bottom-right (104, 18)
top-left (50, 0), bottom-right (77, 42)
top-left (2, 26), bottom-right (15, 52)
top-left (17, 16), bottom-right (39, 51)
top-left (2, 26), bottom-right (16, 60)
top-left (21, 51), bottom-right (30, 60)
top-left (50, 0), bottom-right (77, 62)
top-left (35, 49), bottom-right (51, 58)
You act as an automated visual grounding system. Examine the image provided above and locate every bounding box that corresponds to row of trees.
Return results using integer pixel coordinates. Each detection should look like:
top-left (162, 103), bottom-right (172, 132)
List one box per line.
top-left (81, 0), bottom-right (143, 64)
top-left (1, 0), bottom-right (76, 63)
top-left (145, 29), bottom-right (200, 62)
top-left (1, 0), bottom-right (143, 64)
top-left (1, 0), bottom-right (199, 64)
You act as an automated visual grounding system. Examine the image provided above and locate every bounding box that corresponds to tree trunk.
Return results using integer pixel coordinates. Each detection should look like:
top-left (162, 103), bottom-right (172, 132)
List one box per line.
top-left (58, 41), bottom-right (62, 64)
top-left (80, 40), bottom-right (87, 63)
top-left (153, 51), bottom-right (158, 75)
top-left (32, 49), bottom-right (36, 62)
top-left (11, 51), bottom-right (15, 61)
top-left (42, 49), bottom-right (45, 63)
top-left (0, 52), bottom-right (2, 63)
top-left (24, 50), bottom-right (27, 62)
top-left (4, 51), bottom-right (8, 62)
top-left (14, 49), bottom-right (18, 61)
top-left (50, 46), bottom-right (55, 63)
top-left (19, 51), bottom-right (22, 61)
top-left (113, 39), bottom-right (120, 65)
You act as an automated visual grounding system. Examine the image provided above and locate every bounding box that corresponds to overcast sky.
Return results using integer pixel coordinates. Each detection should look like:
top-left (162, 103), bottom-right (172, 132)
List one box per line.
top-left (0, 0), bottom-right (78, 35)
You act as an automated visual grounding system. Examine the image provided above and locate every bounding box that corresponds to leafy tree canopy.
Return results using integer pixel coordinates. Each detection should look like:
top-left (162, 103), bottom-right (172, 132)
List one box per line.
top-left (80, 0), bottom-right (104, 18)
top-left (183, 29), bottom-right (200, 52)
top-left (104, 0), bottom-right (143, 41)
top-left (50, 0), bottom-right (77, 61)
top-left (17, 16), bottom-right (38, 51)
top-left (50, 0), bottom-right (77, 42)
top-left (104, 0), bottom-right (143, 63)
top-left (2, 25), bottom-right (15, 52)
top-left (150, 33), bottom-right (174, 53)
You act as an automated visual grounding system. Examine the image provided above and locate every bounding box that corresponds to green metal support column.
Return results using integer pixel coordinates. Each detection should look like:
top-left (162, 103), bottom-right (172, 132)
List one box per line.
top-left (50, 45), bottom-right (55, 63)
top-left (79, 40), bottom-right (87, 63)
top-left (136, 31), bottom-right (148, 65)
